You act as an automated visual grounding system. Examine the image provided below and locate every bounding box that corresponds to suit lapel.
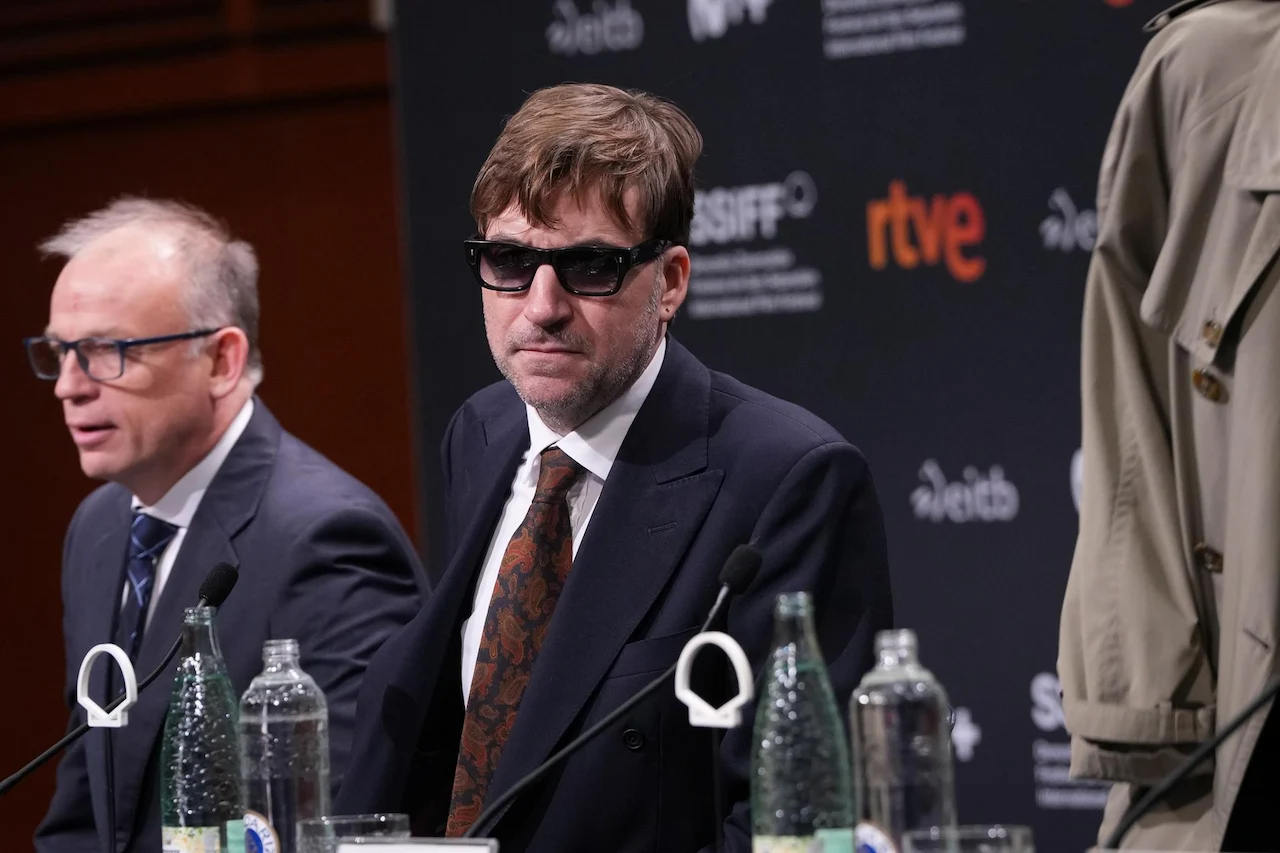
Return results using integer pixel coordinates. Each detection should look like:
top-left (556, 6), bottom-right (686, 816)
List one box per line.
top-left (385, 403), bottom-right (528, 721)
top-left (80, 499), bottom-right (132, 853)
top-left (448, 411), bottom-right (530, 625)
top-left (106, 398), bottom-right (280, 841)
top-left (485, 339), bottom-right (724, 817)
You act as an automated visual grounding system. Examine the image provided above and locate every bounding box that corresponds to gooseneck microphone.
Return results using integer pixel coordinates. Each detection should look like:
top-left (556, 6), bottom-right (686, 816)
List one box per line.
top-left (463, 544), bottom-right (764, 839)
top-left (195, 562), bottom-right (241, 608)
top-left (1102, 675), bottom-right (1280, 849)
top-left (0, 562), bottom-right (240, 797)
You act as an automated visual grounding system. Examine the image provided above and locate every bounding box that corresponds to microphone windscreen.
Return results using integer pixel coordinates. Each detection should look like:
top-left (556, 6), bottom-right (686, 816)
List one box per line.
top-left (719, 544), bottom-right (763, 594)
top-left (198, 562), bottom-right (240, 607)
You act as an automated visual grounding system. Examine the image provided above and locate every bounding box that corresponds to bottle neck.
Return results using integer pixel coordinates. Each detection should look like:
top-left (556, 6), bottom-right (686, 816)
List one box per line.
top-left (771, 594), bottom-right (821, 675)
top-left (261, 639), bottom-right (301, 674)
top-left (875, 630), bottom-right (920, 670)
top-left (180, 620), bottom-right (222, 660)
top-left (877, 646), bottom-right (916, 669)
top-left (261, 652), bottom-right (301, 674)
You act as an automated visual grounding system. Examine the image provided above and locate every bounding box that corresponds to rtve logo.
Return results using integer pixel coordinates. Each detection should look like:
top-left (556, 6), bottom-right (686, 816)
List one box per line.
top-left (866, 180), bottom-right (986, 283)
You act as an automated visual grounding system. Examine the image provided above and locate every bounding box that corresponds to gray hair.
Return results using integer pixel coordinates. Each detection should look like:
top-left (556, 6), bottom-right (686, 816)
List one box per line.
top-left (40, 196), bottom-right (263, 387)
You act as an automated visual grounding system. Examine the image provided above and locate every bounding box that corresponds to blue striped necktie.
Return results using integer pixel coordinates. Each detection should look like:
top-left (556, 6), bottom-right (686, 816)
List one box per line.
top-left (117, 512), bottom-right (179, 661)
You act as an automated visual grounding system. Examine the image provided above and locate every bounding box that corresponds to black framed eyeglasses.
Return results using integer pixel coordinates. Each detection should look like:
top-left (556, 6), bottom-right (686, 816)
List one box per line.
top-left (463, 237), bottom-right (673, 297)
top-left (23, 328), bottom-right (223, 382)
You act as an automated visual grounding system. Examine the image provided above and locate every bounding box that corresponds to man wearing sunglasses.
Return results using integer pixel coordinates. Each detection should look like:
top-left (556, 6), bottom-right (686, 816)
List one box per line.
top-left (337, 83), bottom-right (893, 852)
top-left (28, 197), bottom-right (427, 853)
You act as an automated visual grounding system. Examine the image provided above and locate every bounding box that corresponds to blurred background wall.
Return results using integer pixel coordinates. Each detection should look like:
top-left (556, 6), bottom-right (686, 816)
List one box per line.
top-left (0, 2), bottom-right (417, 845)
top-left (387, 2), bottom-right (1161, 850)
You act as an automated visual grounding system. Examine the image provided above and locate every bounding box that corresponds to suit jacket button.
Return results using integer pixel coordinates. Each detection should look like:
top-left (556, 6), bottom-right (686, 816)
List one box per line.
top-left (623, 728), bottom-right (645, 751)
top-left (1194, 543), bottom-right (1223, 573)
top-left (1191, 368), bottom-right (1224, 402)
top-left (1202, 320), bottom-right (1224, 348)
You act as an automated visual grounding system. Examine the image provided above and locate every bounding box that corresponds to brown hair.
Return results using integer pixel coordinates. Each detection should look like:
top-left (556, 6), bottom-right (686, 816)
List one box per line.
top-left (470, 83), bottom-right (703, 245)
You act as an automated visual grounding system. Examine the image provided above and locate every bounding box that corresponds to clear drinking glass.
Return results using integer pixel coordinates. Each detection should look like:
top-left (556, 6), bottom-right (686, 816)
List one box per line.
top-left (295, 814), bottom-right (411, 853)
top-left (902, 825), bottom-right (1034, 853)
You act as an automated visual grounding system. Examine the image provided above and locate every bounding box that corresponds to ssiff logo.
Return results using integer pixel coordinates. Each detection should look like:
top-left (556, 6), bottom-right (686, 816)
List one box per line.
top-left (689, 0), bottom-right (773, 42)
top-left (867, 180), bottom-right (986, 282)
top-left (690, 171), bottom-right (817, 246)
top-left (547, 0), bottom-right (643, 56)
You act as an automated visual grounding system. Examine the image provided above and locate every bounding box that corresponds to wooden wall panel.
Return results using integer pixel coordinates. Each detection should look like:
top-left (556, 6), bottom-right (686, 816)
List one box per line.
top-left (0, 14), bottom-right (417, 847)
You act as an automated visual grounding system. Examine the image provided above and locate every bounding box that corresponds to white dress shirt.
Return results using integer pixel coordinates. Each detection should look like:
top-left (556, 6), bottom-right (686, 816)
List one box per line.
top-left (460, 338), bottom-right (667, 703)
top-left (125, 398), bottom-right (254, 628)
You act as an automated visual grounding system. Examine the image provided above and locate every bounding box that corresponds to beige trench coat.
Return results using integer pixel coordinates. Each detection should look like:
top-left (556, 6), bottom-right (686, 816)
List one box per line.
top-left (1058, 0), bottom-right (1280, 849)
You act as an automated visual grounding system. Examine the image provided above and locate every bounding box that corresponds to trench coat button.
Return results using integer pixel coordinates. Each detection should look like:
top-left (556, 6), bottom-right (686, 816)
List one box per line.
top-left (622, 728), bottom-right (645, 751)
top-left (1194, 543), bottom-right (1223, 573)
top-left (1191, 368), bottom-right (1224, 402)
top-left (1201, 320), bottom-right (1224, 348)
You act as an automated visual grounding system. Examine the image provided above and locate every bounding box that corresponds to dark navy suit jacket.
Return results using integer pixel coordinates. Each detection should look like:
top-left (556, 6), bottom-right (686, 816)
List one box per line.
top-left (35, 400), bottom-right (428, 853)
top-left (335, 338), bottom-right (893, 853)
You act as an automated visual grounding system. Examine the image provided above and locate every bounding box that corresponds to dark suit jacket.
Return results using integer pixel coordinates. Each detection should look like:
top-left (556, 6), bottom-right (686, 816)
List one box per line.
top-left (35, 400), bottom-right (428, 853)
top-left (335, 338), bottom-right (893, 853)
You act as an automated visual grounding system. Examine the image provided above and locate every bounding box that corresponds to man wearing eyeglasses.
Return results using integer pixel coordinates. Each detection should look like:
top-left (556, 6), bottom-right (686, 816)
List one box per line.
top-left (336, 83), bottom-right (893, 852)
top-left (28, 197), bottom-right (427, 853)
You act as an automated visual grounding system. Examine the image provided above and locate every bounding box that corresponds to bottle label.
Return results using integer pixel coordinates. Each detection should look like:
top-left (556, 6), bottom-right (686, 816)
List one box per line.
top-left (242, 811), bottom-right (277, 853)
top-left (754, 833), bottom-right (854, 853)
top-left (226, 820), bottom-right (247, 853)
top-left (162, 826), bottom-right (221, 853)
top-left (855, 822), bottom-right (899, 853)
top-left (753, 838), bottom-right (823, 853)
top-left (818, 828), bottom-right (857, 853)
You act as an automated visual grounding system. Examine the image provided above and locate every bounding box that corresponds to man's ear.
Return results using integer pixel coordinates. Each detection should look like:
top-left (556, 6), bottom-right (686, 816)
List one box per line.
top-left (658, 246), bottom-right (690, 323)
top-left (208, 327), bottom-right (249, 397)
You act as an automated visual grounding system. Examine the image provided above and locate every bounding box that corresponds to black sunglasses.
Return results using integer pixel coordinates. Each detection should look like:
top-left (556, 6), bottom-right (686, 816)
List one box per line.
top-left (463, 237), bottom-right (673, 297)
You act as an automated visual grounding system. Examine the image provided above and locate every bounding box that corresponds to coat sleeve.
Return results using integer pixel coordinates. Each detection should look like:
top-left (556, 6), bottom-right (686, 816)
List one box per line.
top-left (1056, 25), bottom-right (1218, 785)
top-left (712, 440), bottom-right (894, 853)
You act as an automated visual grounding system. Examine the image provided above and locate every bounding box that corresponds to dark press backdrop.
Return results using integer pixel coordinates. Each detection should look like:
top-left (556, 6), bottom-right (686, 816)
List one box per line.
top-left (389, 2), bottom-right (1160, 849)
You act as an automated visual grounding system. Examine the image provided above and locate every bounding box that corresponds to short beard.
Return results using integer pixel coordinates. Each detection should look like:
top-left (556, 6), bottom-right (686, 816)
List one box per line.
top-left (497, 274), bottom-right (662, 434)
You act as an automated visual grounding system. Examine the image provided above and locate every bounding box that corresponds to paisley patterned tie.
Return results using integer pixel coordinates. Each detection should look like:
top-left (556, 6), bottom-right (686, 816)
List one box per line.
top-left (446, 446), bottom-right (585, 836)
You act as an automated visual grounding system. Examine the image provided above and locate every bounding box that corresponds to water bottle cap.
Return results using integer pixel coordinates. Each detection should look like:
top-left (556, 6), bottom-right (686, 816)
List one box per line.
top-left (263, 638), bottom-right (300, 660)
top-left (182, 605), bottom-right (216, 625)
top-left (774, 591), bottom-right (813, 616)
top-left (874, 629), bottom-right (918, 661)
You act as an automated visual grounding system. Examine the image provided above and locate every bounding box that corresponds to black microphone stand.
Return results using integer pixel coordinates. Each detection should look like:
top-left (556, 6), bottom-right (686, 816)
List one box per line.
top-left (461, 546), bottom-right (762, 840)
top-left (0, 559), bottom-right (238, 798)
top-left (464, 582), bottom-right (746, 839)
top-left (0, 632), bottom-right (185, 797)
top-left (105, 662), bottom-right (119, 853)
top-left (710, 726), bottom-right (725, 853)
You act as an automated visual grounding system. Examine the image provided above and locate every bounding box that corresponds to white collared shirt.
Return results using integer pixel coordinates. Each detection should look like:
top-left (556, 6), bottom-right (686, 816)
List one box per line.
top-left (125, 398), bottom-right (255, 627)
top-left (460, 338), bottom-right (667, 703)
